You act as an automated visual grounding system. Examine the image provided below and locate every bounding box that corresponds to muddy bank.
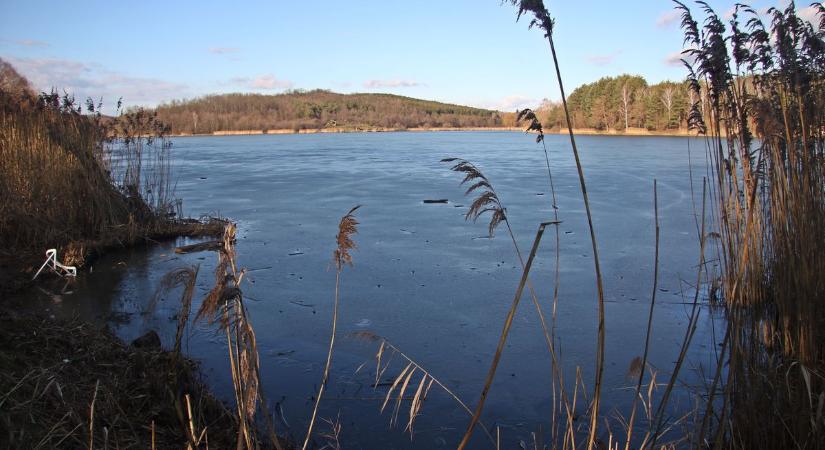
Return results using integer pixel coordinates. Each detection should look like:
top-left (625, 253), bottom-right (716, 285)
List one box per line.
top-left (0, 217), bottom-right (227, 296)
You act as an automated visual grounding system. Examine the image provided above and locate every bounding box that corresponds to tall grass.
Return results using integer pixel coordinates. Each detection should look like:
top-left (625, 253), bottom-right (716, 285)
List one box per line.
top-left (302, 206), bottom-right (360, 450)
top-left (194, 223), bottom-right (285, 450)
top-left (674, 2), bottom-right (825, 448)
top-left (0, 88), bottom-right (207, 270)
top-left (0, 91), bottom-right (129, 251)
top-left (505, 3), bottom-right (608, 448)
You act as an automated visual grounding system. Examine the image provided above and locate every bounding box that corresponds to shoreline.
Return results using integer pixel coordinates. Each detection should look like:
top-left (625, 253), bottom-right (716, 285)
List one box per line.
top-left (170, 126), bottom-right (700, 138)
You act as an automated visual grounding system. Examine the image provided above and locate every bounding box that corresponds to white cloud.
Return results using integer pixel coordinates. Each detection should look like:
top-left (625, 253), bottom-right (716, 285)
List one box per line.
top-left (664, 51), bottom-right (685, 67)
top-left (363, 79), bottom-right (422, 88)
top-left (208, 47), bottom-right (240, 54)
top-left (586, 51), bottom-right (621, 67)
top-left (472, 95), bottom-right (540, 112)
top-left (798, 5), bottom-right (821, 25)
top-left (656, 10), bottom-right (680, 28)
top-left (664, 50), bottom-right (697, 67)
top-left (16, 39), bottom-right (49, 48)
top-left (6, 56), bottom-right (190, 111)
top-left (229, 74), bottom-right (293, 90)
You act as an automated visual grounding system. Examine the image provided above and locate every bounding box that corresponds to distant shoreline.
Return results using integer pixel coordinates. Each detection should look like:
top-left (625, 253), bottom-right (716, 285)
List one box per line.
top-left (169, 126), bottom-right (699, 138)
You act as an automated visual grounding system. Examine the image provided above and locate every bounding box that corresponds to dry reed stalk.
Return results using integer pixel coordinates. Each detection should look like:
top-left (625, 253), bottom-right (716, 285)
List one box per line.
top-left (148, 266), bottom-right (200, 358)
top-left (443, 157), bottom-right (575, 448)
top-left (318, 413), bottom-right (342, 450)
top-left (88, 379), bottom-right (99, 450)
top-left (456, 221), bottom-right (554, 449)
top-left (302, 206), bottom-right (360, 450)
top-left (517, 107), bottom-right (571, 447)
top-left (194, 223), bottom-right (284, 450)
top-left (355, 332), bottom-right (497, 445)
top-left (506, 3), bottom-right (608, 448)
top-left (645, 180), bottom-right (707, 449)
top-left (624, 180), bottom-right (660, 450)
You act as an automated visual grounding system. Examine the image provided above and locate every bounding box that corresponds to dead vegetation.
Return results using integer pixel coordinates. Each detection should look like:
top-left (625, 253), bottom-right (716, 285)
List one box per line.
top-left (0, 312), bottom-right (238, 449)
top-left (0, 84), bottom-right (225, 292)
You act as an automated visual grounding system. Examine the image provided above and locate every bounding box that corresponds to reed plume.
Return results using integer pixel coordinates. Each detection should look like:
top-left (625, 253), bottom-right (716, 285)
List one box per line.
top-left (441, 158), bottom-right (506, 237)
top-left (195, 223), bottom-right (283, 450)
top-left (302, 206), bottom-right (360, 450)
top-left (149, 265), bottom-right (200, 357)
top-left (507, 2), bottom-right (608, 449)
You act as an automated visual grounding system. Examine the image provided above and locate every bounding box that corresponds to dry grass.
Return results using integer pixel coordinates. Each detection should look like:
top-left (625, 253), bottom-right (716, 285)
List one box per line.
top-left (194, 223), bottom-right (286, 450)
top-left (0, 312), bottom-right (238, 449)
top-left (506, 3), bottom-right (609, 448)
top-left (672, 2), bottom-right (825, 448)
top-left (0, 88), bottom-right (224, 289)
top-left (302, 206), bottom-right (360, 450)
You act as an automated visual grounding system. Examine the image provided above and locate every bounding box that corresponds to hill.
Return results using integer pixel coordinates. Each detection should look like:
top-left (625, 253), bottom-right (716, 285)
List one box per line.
top-left (154, 90), bottom-right (510, 134)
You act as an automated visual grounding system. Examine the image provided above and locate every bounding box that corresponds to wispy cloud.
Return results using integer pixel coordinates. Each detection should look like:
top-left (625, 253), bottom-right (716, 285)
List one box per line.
top-left (16, 39), bottom-right (49, 48)
top-left (664, 50), bottom-right (697, 67)
top-left (229, 74), bottom-right (293, 90)
top-left (208, 46), bottom-right (240, 55)
top-left (472, 95), bottom-right (539, 112)
top-left (656, 10), bottom-right (680, 28)
top-left (363, 79), bottom-right (422, 89)
top-left (586, 51), bottom-right (621, 67)
top-left (6, 56), bottom-right (190, 110)
top-left (798, 5), bottom-right (821, 25)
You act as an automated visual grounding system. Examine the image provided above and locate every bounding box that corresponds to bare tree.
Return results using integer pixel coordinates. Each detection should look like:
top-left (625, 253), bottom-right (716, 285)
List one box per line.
top-left (660, 86), bottom-right (674, 128)
top-left (621, 83), bottom-right (631, 130)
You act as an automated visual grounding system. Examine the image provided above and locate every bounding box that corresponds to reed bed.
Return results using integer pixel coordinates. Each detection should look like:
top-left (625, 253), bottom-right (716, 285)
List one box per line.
top-left (0, 88), bottom-right (223, 285)
top-left (673, 2), bottom-right (825, 448)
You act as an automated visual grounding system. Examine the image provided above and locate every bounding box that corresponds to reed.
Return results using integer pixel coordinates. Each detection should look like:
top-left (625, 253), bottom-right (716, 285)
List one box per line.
top-left (673, 2), bottom-right (825, 448)
top-left (302, 206), bottom-right (360, 450)
top-left (506, 3), bottom-right (608, 448)
top-left (196, 223), bottom-right (285, 450)
top-left (0, 85), bottom-right (218, 278)
top-left (440, 157), bottom-right (581, 449)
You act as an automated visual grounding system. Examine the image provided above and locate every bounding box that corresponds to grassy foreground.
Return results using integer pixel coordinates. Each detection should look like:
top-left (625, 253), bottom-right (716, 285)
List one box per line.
top-left (0, 65), bottom-right (225, 293)
top-left (0, 64), bottom-right (270, 449)
top-left (0, 311), bottom-right (240, 449)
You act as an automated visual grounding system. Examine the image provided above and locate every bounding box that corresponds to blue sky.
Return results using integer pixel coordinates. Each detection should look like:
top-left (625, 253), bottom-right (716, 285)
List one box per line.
top-left (0, 1), bottom-right (818, 112)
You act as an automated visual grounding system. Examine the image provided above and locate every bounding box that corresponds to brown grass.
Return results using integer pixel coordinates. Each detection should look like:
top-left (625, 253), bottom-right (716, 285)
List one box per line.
top-left (0, 312), bottom-right (239, 449)
top-left (670, 2), bottom-right (825, 448)
top-left (0, 88), bottom-right (224, 289)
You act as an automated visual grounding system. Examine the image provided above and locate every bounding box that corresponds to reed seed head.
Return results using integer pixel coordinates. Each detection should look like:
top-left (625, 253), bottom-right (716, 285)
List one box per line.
top-left (442, 158), bottom-right (506, 237)
top-left (334, 205), bottom-right (361, 270)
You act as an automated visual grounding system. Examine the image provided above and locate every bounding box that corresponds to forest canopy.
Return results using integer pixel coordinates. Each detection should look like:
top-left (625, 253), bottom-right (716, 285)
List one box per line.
top-left (537, 74), bottom-right (695, 132)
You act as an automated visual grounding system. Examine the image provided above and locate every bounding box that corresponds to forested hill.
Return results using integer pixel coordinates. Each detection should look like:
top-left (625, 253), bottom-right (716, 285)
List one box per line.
top-left (155, 76), bottom-right (698, 135)
top-left (154, 90), bottom-right (507, 134)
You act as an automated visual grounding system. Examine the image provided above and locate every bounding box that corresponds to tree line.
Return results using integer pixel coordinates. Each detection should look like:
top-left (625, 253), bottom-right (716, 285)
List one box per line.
top-left (537, 74), bottom-right (698, 132)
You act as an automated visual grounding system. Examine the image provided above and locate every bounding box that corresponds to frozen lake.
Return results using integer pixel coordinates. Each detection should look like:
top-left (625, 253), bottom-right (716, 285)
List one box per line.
top-left (27, 131), bottom-right (724, 448)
